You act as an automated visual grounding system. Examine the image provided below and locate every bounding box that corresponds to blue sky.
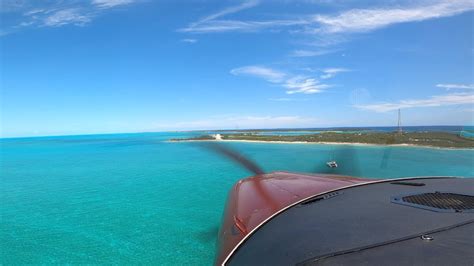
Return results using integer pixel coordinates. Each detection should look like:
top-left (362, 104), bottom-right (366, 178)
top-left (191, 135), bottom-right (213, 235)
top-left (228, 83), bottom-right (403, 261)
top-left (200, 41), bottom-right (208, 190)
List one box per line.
top-left (1, 0), bottom-right (473, 137)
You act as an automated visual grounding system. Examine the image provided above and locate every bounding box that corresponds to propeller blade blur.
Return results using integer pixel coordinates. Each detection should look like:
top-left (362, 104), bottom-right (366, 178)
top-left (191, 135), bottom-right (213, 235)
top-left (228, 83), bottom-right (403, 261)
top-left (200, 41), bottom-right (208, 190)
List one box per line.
top-left (198, 142), bottom-right (265, 175)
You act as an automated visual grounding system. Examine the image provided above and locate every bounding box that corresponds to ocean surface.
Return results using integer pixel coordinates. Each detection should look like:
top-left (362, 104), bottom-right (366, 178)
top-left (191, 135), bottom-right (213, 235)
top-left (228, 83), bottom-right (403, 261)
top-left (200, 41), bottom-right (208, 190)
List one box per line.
top-left (1, 132), bottom-right (473, 264)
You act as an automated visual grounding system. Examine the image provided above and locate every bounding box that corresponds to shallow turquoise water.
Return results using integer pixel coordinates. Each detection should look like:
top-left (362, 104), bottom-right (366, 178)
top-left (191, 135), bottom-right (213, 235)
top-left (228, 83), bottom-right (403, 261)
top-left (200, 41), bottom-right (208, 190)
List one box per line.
top-left (1, 132), bottom-right (473, 264)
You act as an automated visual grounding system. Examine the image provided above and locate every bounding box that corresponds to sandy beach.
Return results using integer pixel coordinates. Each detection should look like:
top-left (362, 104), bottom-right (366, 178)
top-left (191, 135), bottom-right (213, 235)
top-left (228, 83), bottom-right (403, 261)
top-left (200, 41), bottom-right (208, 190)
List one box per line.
top-left (169, 138), bottom-right (473, 150)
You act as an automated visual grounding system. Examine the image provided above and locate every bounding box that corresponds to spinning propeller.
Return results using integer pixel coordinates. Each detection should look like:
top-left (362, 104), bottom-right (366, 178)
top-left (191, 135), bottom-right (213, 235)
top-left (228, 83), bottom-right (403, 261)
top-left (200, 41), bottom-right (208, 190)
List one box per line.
top-left (201, 142), bottom-right (264, 175)
top-left (197, 141), bottom-right (362, 177)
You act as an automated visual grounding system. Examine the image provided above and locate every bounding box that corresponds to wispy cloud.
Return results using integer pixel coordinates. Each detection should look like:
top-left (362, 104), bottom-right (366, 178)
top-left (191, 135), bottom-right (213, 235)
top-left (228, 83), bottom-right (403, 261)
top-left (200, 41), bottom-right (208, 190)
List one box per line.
top-left (284, 76), bottom-right (332, 94)
top-left (181, 38), bottom-right (198, 43)
top-left (320, 67), bottom-right (349, 79)
top-left (179, 0), bottom-right (312, 33)
top-left (313, 1), bottom-right (474, 34)
top-left (200, 0), bottom-right (259, 22)
top-left (230, 66), bottom-right (286, 83)
top-left (23, 9), bottom-right (46, 16)
top-left (179, 0), bottom-right (474, 39)
top-left (180, 0), bottom-right (273, 33)
top-left (230, 65), bottom-right (345, 94)
top-left (43, 8), bottom-right (92, 27)
top-left (177, 0), bottom-right (474, 79)
top-left (436, 83), bottom-right (474, 90)
top-left (92, 0), bottom-right (136, 9)
top-left (179, 0), bottom-right (307, 34)
top-left (290, 49), bottom-right (337, 57)
top-left (180, 19), bottom-right (307, 33)
top-left (355, 92), bottom-right (474, 112)
top-left (2, 0), bottom-right (139, 35)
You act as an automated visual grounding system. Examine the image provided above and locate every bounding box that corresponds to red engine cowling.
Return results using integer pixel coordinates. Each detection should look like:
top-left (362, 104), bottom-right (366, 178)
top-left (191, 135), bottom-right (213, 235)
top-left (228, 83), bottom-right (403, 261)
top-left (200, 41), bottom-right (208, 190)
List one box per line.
top-left (215, 171), bottom-right (372, 265)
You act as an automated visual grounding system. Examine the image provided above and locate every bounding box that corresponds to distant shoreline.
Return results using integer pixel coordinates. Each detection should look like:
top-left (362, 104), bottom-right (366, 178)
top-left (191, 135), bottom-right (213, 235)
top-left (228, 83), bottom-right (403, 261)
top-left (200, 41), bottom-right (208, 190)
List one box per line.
top-left (169, 131), bottom-right (474, 150)
top-left (168, 139), bottom-right (474, 150)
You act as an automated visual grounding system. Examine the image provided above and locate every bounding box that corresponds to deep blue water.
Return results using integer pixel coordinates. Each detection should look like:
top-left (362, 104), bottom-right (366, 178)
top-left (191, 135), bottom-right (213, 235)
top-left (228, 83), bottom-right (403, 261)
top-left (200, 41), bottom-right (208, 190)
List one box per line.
top-left (1, 132), bottom-right (473, 264)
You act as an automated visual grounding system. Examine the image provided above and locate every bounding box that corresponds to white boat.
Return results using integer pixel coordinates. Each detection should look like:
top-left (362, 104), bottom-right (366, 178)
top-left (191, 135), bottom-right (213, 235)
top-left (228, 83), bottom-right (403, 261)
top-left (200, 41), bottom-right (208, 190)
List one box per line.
top-left (326, 161), bottom-right (338, 168)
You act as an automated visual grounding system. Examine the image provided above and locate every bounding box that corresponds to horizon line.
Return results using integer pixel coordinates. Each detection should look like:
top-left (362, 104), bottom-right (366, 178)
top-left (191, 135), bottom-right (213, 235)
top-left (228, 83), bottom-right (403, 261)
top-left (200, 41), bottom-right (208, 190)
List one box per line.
top-left (1, 124), bottom-right (472, 140)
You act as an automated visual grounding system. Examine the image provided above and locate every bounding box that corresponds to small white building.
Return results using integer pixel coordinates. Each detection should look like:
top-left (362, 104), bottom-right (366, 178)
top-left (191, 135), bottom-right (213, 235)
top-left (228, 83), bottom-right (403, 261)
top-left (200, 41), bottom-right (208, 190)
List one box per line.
top-left (214, 134), bottom-right (222, 140)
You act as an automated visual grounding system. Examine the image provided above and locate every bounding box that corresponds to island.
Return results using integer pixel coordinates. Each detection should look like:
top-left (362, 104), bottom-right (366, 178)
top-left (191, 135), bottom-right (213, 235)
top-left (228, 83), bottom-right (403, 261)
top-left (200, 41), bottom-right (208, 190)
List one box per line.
top-left (170, 131), bottom-right (474, 149)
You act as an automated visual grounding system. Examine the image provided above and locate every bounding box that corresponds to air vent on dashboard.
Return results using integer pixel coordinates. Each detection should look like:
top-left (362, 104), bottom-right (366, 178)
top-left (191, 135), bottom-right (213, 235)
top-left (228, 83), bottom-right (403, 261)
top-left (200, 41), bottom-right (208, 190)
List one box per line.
top-left (391, 192), bottom-right (474, 213)
top-left (300, 192), bottom-right (341, 206)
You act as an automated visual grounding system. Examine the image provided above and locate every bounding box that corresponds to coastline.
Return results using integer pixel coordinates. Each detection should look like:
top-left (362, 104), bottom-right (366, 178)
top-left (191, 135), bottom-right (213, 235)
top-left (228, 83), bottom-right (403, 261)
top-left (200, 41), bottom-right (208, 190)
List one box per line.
top-left (169, 139), bottom-right (474, 150)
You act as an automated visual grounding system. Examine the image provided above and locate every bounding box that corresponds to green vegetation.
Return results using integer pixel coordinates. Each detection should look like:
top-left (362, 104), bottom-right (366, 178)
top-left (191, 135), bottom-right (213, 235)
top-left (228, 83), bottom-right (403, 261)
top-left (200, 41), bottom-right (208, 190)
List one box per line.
top-left (173, 132), bottom-right (474, 148)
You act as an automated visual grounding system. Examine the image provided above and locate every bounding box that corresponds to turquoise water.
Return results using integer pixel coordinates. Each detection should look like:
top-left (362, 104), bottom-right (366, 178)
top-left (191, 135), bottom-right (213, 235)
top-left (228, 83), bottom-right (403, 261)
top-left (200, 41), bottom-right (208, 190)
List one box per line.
top-left (1, 132), bottom-right (473, 264)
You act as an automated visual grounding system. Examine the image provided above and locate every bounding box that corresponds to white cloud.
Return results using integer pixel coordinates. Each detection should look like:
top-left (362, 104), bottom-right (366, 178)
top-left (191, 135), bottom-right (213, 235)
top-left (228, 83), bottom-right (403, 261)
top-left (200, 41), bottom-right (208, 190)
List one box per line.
top-left (320, 67), bottom-right (349, 79)
top-left (230, 66), bottom-right (286, 83)
top-left (313, 1), bottom-right (474, 34)
top-left (230, 65), bottom-right (341, 94)
top-left (92, 0), bottom-right (135, 9)
top-left (355, 93), bottom-right (474, 112)
top-left (284, 76), bottom-right (331, 94)
top-left (181, 38), bottom-right (198, 43)
top-left (2, 0), bottom-right (139, 33)
top-left (200, 0), bottom-right (259, 22)
top-left (180, 0), bottom-right (274, 33)
top-left (290, 49), bottom-right (336, 57)
top-left (436, 83), bottom-right (474, 90)
top-left (180, 19), bottom-right (307, 33)
top-left (23, 9), bottom-right (46, 16)
top-left (43, 9), bottom-right (92, 27)
top-left (179, 0), bottom-right (473, 38)
top-left (178, 0), bottom-right (313, 33)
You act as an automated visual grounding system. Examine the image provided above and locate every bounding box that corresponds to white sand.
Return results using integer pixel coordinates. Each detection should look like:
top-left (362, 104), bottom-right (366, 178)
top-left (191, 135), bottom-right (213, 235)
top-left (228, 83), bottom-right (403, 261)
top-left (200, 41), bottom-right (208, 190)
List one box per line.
top-left (169, 138), bottom-right (470, 150)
